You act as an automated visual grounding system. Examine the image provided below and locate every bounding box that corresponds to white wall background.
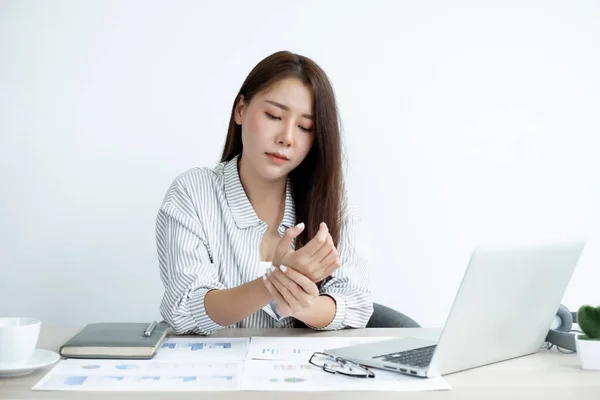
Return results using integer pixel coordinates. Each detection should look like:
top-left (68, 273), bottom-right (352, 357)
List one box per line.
top-left (1, 0), bottom-right (599, 328)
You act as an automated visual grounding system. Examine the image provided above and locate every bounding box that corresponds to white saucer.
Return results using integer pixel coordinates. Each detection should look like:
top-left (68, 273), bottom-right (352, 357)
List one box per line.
top-left (0, 349), bottom-right (60, 378)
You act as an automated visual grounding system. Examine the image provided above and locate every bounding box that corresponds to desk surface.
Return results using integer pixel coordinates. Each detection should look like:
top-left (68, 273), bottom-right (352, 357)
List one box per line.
top-left (1, 327), bottom-right (599, 399)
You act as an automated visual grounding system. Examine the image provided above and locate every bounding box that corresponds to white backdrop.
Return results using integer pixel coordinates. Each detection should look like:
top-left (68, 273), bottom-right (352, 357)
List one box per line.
top-left (1, 0), bottom-right (599, 328)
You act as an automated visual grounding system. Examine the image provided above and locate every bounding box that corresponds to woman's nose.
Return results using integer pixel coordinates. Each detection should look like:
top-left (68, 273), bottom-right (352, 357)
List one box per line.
top-left (277, 123), bottom-right (294, 147)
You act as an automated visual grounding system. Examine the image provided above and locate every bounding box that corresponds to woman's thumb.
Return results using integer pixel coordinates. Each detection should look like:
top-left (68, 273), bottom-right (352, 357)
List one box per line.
top-left (281, 222), bottom-right (305, 247)
top-left (292, 222), bottom-right (305, 235)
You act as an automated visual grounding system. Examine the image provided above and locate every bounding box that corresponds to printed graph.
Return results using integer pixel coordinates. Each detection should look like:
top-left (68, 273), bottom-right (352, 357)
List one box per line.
top-left (249, 338), bottom-right (314, 359)
top-left (284, 377), bottom-right (306, 383)
top-left (100, 376), bottom-right (125, 382)
top-left (64, 376), bottom-right (87, 386)
top-left (175, 376), bottom-right (197, 382)
top-left (81, 365), bottom-right (101, 369)
top-left (115, 364), bottom-right (140, 370)
top-left (273, 364), bottom-right (314, 371)
top-left (33, 359), bottom-right (245, 391)
top-left (291, 348), bottom-right (312, 356)
top-left (139, 376), bottom-right (160, 381)
top-left (261, 348), bottom-right (280, 356)
top-left (154, 338), bottom-right (249, 361)
top-left (161, 342), bottom-right (233, 351)
top-left (257, 346), bottom-right (312, 358)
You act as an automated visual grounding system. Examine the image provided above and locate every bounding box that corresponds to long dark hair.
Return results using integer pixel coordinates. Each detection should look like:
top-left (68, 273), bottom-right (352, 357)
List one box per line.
top-left (221, 50), bottom-right (344, 248)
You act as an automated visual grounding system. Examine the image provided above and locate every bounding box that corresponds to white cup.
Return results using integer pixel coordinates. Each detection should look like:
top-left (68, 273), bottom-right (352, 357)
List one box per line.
top-left (0, 318), bottom-right (41, 367)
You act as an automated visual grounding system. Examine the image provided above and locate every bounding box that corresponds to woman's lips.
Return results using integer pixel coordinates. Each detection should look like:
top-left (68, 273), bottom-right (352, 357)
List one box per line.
top-left (266, 153), bottom-right (288, 164)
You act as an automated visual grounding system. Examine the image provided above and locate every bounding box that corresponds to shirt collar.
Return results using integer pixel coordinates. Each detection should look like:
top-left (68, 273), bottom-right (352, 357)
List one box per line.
top-left (224, 154), bottom-right (296, 230)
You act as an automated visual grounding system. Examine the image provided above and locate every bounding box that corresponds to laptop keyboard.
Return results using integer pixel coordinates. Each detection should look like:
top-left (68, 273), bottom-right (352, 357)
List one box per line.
top-left (373, 345), bottom-right (437, 368)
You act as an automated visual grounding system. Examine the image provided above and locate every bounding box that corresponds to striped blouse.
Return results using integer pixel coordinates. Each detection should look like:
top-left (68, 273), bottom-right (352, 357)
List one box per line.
top-left (156, 154), bottom-right (373, 335)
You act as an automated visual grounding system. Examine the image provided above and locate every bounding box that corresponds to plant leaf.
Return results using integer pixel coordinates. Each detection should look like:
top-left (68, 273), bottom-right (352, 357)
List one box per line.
top-left (577, 305), bottom-right (600, 339)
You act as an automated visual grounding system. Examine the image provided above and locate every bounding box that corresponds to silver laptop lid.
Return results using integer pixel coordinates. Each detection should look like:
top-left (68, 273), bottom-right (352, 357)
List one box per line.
top-left (427, 240), bottom-right (585, 377)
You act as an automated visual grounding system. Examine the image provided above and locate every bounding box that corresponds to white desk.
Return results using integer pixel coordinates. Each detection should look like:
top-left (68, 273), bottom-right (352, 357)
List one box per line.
top-left (1, 327), bottom-right (599, 399)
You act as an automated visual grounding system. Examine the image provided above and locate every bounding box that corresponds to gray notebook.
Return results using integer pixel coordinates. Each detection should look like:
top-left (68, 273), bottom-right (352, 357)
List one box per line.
top-left (59, 322), bottom-right (170, 359)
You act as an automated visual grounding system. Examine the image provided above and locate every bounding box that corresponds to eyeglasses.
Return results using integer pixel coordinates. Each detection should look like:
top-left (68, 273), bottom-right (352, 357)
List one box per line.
top-left (309, 352), bottom-right (375, 378)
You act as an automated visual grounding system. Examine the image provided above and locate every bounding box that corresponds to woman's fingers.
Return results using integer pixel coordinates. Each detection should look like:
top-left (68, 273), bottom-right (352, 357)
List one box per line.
top-left (322, 261), bottom-right (341, 279)
top-left (295, 222), bottom-right (329, 259)
top-left (262, 274), bottom-right (291, 315)
top-left (286, 225), bottom-right (337, 282)
top-left (313, 233), bottom-right (335, 265)
top-left (279, 265), bottom-right (319, 297)
top-left (267, 269), bottom-right (303, 311)
top-left (268, 266), bottom-right (314, 309)
top-left (319, 245), bottom-right (339, 268)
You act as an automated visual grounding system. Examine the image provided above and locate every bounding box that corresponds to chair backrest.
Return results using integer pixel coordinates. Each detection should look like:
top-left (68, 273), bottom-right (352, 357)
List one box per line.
top-left (366, 303), bottom-right (421, 328)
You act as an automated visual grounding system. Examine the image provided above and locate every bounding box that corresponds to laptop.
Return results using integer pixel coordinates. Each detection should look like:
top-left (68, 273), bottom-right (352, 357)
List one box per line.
top-left (327, 240), bottom-right (586, 378)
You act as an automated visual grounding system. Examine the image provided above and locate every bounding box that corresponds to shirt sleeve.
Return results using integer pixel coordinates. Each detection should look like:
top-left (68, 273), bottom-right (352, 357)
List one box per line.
top-left (310, 204), bottom-right (374, 330)
top-left (156, 178), bottom-right (226, 335)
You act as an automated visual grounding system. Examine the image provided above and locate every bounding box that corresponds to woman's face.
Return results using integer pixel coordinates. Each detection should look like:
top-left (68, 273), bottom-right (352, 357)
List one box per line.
top-left (235, 77), bottom-right (315, 182)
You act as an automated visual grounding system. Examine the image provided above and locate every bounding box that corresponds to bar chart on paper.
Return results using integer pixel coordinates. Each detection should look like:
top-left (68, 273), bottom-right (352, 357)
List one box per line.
top-left (33, 359), bottom-right (244, 391)
top-left (259, 346), bottom-right (313, 358)
top-left (153, 337), bottom-right (250, 361)
top-left (248, 337), bottom-right (397, 360)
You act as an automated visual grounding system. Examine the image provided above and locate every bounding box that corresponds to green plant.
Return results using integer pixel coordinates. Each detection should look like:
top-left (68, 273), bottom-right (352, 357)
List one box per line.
top-left (576, 305), bottom-right (600, 340)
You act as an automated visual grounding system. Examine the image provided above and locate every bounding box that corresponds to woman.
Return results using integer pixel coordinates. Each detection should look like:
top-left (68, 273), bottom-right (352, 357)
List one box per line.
top-left (156, 50), bottom-right (373, 335)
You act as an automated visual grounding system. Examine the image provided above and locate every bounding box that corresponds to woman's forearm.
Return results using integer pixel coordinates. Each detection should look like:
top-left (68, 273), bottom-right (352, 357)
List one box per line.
top-left (294, 294), bottom-right (336, 329)
top-left (204, 277), bottom-right (273, 327)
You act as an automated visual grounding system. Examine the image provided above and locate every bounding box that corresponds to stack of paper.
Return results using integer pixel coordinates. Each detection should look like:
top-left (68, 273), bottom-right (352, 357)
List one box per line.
top-left (243, 336), bottom-right (451, 391)
top-left (33, 336), bottom-right (451, 392)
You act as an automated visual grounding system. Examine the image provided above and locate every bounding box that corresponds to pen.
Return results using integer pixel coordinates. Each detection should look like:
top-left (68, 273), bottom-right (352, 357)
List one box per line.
top-left (144, 321), bottom-right (157, 337)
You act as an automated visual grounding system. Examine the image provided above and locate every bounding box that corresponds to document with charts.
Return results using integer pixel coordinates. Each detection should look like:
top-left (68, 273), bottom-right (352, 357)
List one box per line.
top-left (32, 358), bottom-right (243, 391)
top-left (153, 337), bottom-right (250, 361)
top-left (34, 336), bottom-right (451, 391)
top-left (242, 360), bottom-right (451, 392)
top-left (247, 336), bottom-right (396, 360)
top-left (33, 337), bottom-right (249, 391)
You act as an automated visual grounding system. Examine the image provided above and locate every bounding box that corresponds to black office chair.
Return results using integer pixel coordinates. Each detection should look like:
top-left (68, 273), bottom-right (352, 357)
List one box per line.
top-left (366, 302), bottom-right (421, 328)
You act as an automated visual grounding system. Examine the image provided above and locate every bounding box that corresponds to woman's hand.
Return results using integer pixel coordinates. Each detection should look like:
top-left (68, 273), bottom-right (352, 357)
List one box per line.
top-left (272, 222), bottom-right (341, 282)
top-left (262, 264), bottom-right (319, 318)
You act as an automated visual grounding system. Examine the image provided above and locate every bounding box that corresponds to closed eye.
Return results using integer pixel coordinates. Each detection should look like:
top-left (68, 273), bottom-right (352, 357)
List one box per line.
top-left (265, 112), bottom-right (281, 120)
top-left (266, 112), bottom-right (312, 133)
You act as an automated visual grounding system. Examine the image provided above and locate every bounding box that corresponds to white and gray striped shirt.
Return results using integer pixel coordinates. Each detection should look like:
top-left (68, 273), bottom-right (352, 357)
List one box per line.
top-left (156, 154), bottom-right (373, 335)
